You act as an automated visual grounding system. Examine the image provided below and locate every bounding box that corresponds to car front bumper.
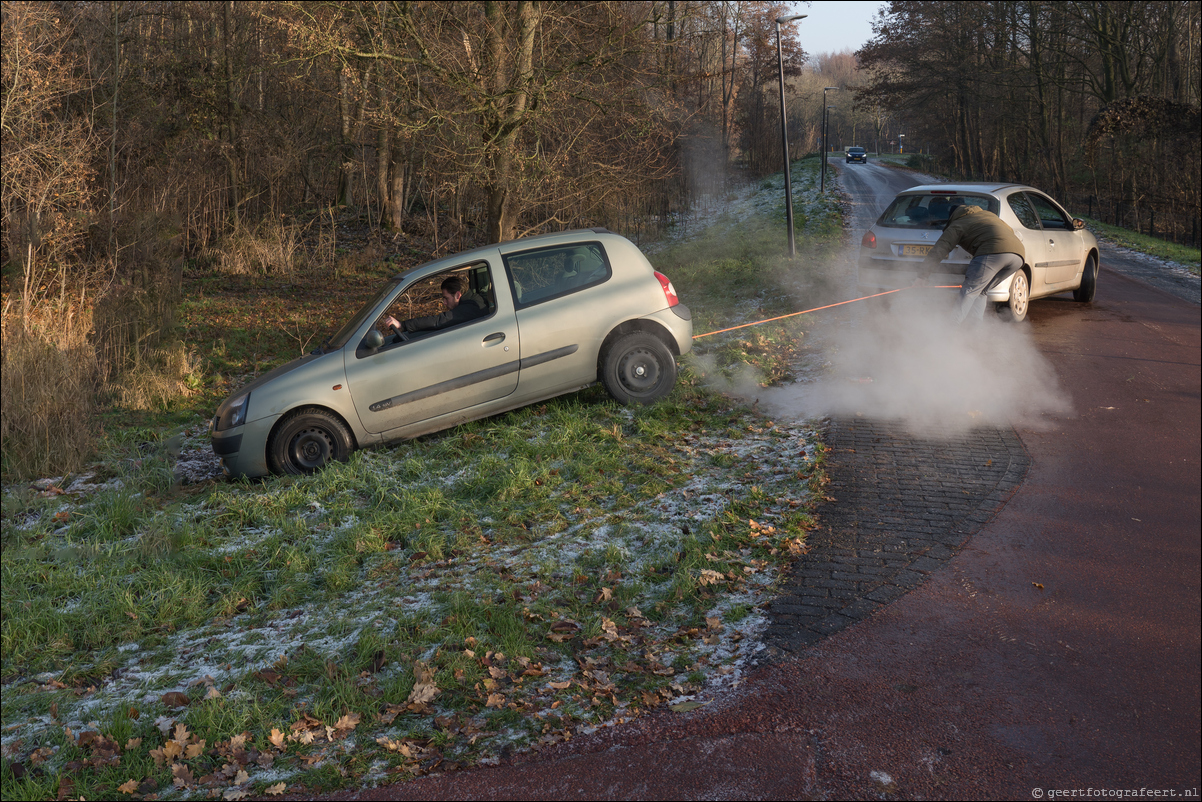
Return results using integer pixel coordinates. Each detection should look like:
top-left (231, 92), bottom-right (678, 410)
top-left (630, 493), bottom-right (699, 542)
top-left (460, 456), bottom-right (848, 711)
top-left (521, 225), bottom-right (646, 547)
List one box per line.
top-left (210, 414), bottom-right (278, 479)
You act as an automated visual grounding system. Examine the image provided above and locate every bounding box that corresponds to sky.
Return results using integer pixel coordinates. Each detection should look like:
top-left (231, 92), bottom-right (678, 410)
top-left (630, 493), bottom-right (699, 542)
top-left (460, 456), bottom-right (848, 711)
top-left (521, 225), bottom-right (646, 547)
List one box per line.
top-left (785, 0), bottom-right (886, 57)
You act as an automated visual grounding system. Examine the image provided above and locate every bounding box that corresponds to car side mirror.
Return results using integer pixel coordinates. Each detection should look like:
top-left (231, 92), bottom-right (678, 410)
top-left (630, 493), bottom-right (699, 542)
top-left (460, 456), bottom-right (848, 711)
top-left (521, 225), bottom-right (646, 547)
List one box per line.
top-left (363, 330), bottom-right (384, 352)
top-left (1073, 218), bottom-right (1086, 230)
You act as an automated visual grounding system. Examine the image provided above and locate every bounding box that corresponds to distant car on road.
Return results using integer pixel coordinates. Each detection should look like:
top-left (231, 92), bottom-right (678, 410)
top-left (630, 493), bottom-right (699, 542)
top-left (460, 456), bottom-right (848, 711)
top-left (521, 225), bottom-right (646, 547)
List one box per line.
top-left (210, 229), bottom-right (692, 478)
top-left (858, 183), bottom-right (1100, 321)
top-left (846, 147), bottom-right (868, 164)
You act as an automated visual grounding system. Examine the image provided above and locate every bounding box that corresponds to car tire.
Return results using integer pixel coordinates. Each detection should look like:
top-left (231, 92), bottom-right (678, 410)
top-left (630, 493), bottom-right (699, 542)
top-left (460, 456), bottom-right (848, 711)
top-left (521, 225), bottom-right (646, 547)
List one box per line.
top-left (998, 269), bottom-right (1030, 323)
top-left (268, 408), bottom-right (354, 475)
top-left (601, 332), bottom-right (677, 406)
top-left (1073, 254), bottom-right (1098, 303)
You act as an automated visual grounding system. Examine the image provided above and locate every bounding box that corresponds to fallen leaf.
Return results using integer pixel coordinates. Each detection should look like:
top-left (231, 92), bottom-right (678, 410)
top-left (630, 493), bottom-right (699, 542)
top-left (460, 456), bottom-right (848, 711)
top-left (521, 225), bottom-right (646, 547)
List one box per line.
top-left (698, 569), bottom-right (725, 586)
top-left (268, 728), bottom-right (286, 750)
top-left (669, 700), bottom-right (710, 712)
top-left (265, 782), bottom-right (287, 796)
top-left (172, 763), bottom-right (195, 786)
top-left (161, 691), bottom-right (190, 708)
top-left (334, 712), bottom-right (360, 732)
top-left (117, 778), bottom-right (139, 795)
top-left (485, 693), bottom-right (505, 708)
top-left (407, 662), bottom-right (439, 705)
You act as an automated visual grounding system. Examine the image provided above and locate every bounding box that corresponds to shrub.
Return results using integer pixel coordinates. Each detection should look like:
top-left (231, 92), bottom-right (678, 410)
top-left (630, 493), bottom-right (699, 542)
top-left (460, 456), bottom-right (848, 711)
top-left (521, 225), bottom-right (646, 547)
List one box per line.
top-left (0, 316), bottom-right (98, 480)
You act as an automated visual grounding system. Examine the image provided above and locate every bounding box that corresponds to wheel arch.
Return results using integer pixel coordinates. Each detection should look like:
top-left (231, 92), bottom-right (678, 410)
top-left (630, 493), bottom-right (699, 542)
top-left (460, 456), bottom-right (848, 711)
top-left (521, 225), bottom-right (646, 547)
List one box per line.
top-left (596, 319), bottom-right (680, 377)
top-left (266, 404), bottom-right (361, 453)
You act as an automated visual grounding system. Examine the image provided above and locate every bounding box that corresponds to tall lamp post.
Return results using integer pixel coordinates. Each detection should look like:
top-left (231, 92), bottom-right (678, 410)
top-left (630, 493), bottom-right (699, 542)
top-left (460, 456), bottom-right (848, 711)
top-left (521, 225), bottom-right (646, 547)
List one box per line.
top-left (775, 13), bottom-right (806, 258)
top-left (820, 86), bottom-right (838, 193)
top-left (899, 133), bottom-right (905, 154)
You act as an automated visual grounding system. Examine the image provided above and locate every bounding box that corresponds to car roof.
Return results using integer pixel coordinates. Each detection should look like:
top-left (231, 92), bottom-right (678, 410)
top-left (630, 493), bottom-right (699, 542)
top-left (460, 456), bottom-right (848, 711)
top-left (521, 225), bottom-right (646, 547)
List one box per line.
top-left (391, 228), bottom-right (617, 279)
top-left (899, 183), bottom-right (1035, 195)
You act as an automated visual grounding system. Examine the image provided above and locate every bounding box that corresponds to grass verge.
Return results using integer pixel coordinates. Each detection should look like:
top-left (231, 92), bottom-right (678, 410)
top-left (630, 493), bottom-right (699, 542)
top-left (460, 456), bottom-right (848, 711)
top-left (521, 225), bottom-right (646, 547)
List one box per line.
top-left (1080, 217), bottom-right (1201, 274)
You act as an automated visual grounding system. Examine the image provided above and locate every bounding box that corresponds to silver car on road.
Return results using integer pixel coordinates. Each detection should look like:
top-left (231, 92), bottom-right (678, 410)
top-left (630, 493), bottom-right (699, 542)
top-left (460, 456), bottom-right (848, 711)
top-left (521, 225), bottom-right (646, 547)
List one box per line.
top-left (858, 183), bottom-right (1101, 321)
top-left (210, 229), bottom-right (692, 478)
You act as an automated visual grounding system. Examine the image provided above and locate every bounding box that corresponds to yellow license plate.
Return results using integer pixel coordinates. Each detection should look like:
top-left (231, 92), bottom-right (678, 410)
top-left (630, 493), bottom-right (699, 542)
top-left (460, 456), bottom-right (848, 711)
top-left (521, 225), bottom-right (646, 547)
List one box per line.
top-left (901, 244), bottom-right (932, 256)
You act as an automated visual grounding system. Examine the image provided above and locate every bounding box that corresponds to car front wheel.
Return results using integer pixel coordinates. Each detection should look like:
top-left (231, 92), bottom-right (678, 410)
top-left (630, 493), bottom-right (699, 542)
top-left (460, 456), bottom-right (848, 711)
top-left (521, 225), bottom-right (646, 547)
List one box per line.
top-left (601, 332), bottom-right (677, 405)
top-left (1073, 254), bottom-right (1098, 303)
top-left (998, 270), bottom-right (1030, 323)
top-left (268, 408), bottom-right (354, 475)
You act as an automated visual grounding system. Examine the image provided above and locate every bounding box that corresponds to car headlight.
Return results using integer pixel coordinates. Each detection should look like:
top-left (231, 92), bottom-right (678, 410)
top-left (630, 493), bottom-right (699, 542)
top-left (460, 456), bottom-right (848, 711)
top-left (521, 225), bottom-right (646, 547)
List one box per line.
top-left (215, 392), bottom-right (250, 431)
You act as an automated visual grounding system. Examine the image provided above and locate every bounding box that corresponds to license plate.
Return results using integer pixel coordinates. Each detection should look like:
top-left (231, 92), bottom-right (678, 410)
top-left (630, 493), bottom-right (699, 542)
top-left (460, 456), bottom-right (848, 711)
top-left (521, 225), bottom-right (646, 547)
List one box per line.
top-left (901, 244), bottom-right (932, 257)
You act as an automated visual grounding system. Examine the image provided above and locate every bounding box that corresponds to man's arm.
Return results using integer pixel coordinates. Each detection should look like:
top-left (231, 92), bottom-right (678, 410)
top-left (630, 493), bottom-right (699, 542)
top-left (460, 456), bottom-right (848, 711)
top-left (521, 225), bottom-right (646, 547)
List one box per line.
top-left (920, 225), bottom-right (963, 277)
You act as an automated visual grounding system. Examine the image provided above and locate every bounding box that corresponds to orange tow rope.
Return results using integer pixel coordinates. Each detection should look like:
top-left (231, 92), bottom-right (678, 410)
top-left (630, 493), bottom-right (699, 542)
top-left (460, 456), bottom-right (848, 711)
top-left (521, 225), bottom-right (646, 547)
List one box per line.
top-left (692, 286), bottom-right (960, 339)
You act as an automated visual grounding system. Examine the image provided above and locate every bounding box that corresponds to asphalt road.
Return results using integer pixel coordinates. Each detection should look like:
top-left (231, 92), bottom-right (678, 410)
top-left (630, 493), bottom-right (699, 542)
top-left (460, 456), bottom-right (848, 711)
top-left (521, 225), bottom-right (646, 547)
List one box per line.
top-left (318, 163), bottom-right (1201, 801)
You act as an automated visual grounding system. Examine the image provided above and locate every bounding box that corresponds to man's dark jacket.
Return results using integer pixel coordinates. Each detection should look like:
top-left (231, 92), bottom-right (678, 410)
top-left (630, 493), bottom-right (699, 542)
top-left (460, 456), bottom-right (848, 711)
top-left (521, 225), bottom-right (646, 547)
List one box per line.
top-left (921, 205), bottom-right (1025, 276)
top-left (401, 291), bottom-right (488, 332)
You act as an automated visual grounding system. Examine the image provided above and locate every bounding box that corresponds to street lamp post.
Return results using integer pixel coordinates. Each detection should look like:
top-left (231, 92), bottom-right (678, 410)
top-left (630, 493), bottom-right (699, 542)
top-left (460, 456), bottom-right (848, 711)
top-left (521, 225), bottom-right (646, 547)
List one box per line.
top-left (775, 13), bottom-right (806, 258)
top-left (820, 86), bottom-right (838, 193)
top-left (899, 133), bottom-right (905, 155)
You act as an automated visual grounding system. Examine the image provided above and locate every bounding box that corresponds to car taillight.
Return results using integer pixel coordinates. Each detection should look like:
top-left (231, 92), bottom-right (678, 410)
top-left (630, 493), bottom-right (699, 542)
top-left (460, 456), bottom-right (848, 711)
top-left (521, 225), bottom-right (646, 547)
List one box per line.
top-left (861, 230), bottom-right (877, 249)
top-left (654, 271), bottom-right (679, 307)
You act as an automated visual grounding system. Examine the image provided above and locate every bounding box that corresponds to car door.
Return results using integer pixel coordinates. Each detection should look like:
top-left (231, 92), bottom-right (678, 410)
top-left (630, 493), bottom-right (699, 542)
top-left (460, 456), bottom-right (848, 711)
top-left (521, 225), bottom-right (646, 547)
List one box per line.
top-left (504, 241), bottom-right (614, 398)
top-left (1005, 191), bottom-right (1049, 292)
top-left (1025, 192), bottom-right (1083, 286)
top-left (344, 263), bottom-right (519, 434)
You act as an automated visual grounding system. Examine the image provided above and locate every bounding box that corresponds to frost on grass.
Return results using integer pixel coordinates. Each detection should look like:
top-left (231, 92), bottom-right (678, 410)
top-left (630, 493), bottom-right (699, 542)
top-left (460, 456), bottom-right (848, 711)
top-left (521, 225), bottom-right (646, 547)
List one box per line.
top-left (2, 409), bottom-right (822, 795)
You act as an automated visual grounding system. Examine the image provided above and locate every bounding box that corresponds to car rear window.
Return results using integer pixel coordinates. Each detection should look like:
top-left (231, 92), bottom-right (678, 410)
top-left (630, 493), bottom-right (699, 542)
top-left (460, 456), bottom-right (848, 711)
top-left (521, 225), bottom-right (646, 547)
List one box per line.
top-left (878, 193), bottom-right (998, 228)
top-left (504, 242), bottom-right (611, 308)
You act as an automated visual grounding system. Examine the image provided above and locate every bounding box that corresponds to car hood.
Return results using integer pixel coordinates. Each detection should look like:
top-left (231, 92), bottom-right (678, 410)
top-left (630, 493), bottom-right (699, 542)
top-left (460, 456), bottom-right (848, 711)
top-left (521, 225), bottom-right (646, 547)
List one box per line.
top-left (216, 351), bottom-right (333, 416)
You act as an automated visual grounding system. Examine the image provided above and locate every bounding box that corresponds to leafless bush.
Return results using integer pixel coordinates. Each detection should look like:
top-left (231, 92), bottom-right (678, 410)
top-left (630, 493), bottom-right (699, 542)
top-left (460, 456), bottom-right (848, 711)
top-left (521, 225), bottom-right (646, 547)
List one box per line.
top-left (0, 311), bottom-right (98, 480)
top-left (106, 341), bottom-right (201, 411)
top-left (204, 219), bottom-right (304, 276)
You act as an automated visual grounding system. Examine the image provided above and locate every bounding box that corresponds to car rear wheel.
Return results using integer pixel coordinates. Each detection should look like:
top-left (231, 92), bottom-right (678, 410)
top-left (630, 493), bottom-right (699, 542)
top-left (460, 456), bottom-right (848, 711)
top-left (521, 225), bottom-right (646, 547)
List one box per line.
top-left (998, 269), bottom-right (1030, 323)
top-left (268, 409), bottom-right (353, 475)
top-left (601, 332), bottom-right (677, 405)
top-left (1073, 254), bottom-right (1098, 303)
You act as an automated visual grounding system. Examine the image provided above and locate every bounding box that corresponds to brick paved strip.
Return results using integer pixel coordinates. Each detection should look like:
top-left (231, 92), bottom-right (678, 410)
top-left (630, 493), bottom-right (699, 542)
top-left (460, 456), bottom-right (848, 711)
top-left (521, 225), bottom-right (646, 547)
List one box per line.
top-left (766, 417), bottom-right (1029, 655)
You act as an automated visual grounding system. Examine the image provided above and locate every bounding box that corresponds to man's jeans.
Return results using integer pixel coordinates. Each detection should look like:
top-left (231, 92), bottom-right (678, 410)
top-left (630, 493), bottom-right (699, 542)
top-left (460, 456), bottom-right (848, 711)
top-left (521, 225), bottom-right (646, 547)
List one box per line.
top-left (957, 252), bottom-right (1024, 322)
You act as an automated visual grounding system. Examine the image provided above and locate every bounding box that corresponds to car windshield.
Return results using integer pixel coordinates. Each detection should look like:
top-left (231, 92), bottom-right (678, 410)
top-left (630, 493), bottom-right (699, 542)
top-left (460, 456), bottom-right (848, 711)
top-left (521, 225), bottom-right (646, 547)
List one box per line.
top-left (878, 193), bottom-right (998, 228)
top-left (848, 148), bottom-right (865, 153)
top-left (326, 277), bottom-right (403, 351)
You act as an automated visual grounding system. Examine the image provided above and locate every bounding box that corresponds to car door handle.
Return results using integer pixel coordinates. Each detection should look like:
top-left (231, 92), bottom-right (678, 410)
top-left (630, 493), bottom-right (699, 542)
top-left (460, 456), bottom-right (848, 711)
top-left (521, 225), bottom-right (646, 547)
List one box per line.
top-left (483, 332), bottom-right (506, 344)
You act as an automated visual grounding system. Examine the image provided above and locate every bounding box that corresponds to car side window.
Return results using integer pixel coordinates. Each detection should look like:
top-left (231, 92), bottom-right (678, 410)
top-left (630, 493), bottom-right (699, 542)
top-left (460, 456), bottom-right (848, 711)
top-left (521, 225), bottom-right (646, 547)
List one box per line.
top-left (360, 261), bottom-right (495, 356)
top-left (504, 242), bottom-right (611, 308)
top-left (1007, 193), bottom-right (1041, 230)
top-left (1026, 193), bottom-right (1071, 230)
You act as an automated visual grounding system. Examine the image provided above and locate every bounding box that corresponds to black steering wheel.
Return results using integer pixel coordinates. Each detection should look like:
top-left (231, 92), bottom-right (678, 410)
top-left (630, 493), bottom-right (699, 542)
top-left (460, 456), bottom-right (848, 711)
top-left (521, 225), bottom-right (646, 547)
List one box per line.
top-left (389, 323), bottom-right (409, 343)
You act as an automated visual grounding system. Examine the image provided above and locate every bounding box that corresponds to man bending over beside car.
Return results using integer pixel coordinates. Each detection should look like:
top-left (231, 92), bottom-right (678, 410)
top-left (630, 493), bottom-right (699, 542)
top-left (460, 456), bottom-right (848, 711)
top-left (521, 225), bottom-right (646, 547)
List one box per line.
top-left (383, 276), bottom-right (487, 337)
top-left (916, 204), bottom-right (1025, 323)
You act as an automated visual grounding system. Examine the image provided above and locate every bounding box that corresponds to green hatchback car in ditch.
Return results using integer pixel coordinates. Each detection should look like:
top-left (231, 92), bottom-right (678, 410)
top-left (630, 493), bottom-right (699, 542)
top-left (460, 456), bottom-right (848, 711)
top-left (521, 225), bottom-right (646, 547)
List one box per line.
top-left (210, 228), bottom-right (692, 478)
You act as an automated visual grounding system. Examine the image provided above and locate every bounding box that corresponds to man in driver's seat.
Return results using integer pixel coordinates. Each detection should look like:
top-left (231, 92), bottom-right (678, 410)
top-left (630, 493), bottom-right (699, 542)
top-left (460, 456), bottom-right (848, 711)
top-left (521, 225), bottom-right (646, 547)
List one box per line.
top-left (383, 276), bottom-right (487, 337)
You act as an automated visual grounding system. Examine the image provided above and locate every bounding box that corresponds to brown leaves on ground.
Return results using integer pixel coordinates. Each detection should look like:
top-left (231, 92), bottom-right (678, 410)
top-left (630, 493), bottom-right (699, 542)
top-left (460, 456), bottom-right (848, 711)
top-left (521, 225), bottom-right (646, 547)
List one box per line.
top-left (546, 619), bottom-right (581, 643)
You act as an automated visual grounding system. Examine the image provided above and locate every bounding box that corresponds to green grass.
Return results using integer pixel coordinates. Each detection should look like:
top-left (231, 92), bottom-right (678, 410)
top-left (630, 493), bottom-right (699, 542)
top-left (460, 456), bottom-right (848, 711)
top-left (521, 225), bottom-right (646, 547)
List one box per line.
top-left (1, 158), bottom-right (841, 799)
top-left (1080, 217), bottom-right (1201, 274)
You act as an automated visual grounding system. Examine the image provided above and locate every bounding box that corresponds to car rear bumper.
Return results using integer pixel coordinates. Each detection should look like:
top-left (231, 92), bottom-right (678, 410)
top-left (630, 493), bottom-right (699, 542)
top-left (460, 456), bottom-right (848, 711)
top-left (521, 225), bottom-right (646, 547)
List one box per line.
top-left (643, 305), bottom-right (693, 355)
top-left (857, 258), bottom-right (1014, 302)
